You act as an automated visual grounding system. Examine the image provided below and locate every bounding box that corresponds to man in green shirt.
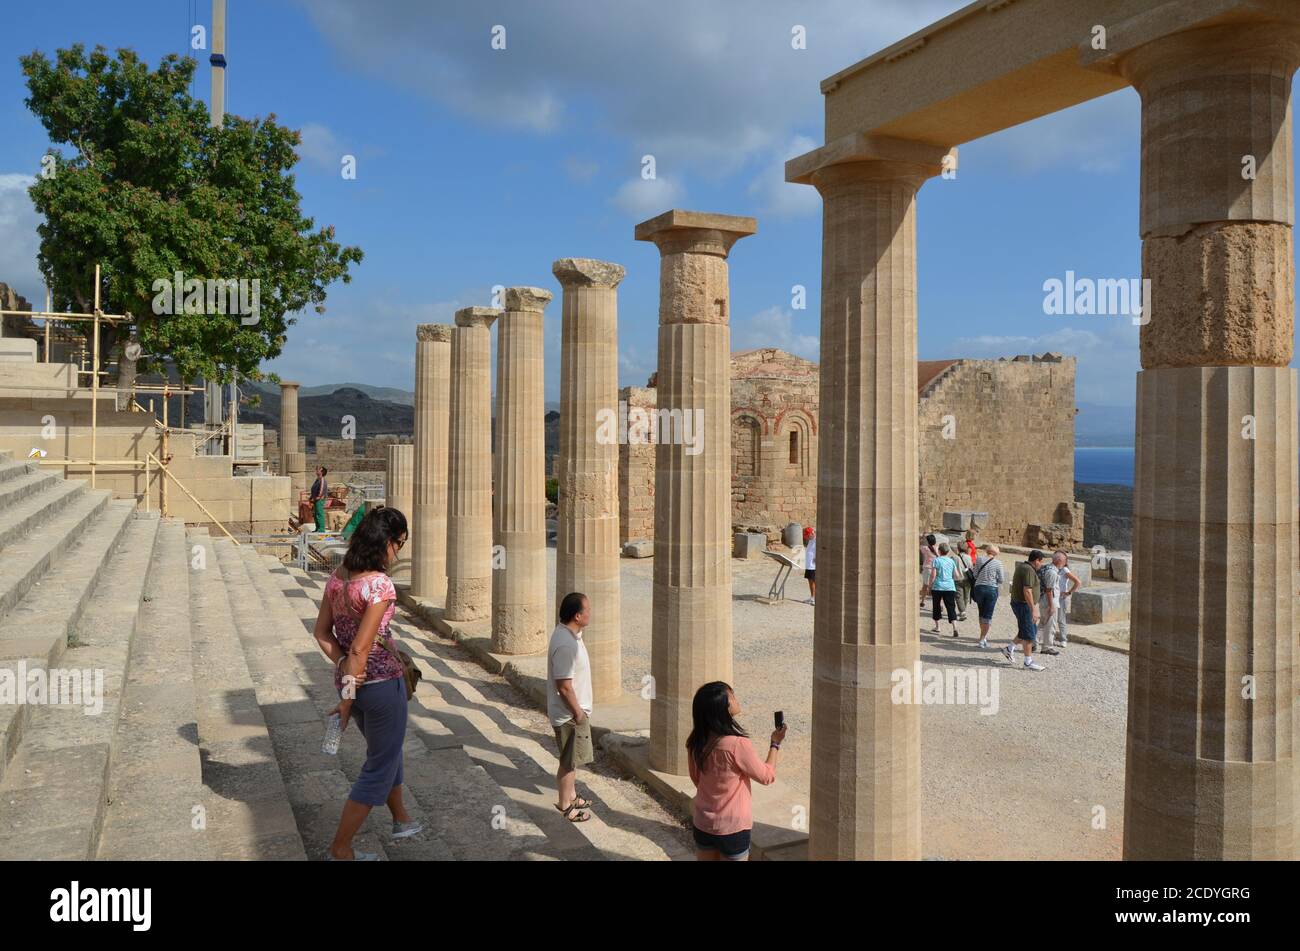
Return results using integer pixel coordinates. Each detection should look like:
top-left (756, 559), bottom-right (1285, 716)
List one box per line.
top-left (1002, 550), bottom-right (1047, 670)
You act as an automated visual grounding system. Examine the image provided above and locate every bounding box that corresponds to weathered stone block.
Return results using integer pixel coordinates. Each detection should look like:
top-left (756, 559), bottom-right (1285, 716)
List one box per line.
top-left (733, 532), bottom-right (766, 559)
top-left (622, 539), bottom-right (653, 558)
top-left (1068, 587), bottom-right (1130, 624)
top-left (1110, 555), bottom-right (1132, 583)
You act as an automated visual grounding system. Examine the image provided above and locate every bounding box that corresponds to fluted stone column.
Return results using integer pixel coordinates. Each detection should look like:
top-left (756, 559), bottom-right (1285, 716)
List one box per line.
top-left (386, 443), bottom-right (414, 573)
top-left (492, 288), bottom-right (551, 654)
top-left (446, 306), bottom-right (500, 622)
top-left (279, 381), bottom-right (306, 495)
top-left (634, 210), bottom-right (755, 775)
top-left (1119, 21), bottom-right (1300, 861)
top-left (786, 138), bottom-right (947, 859)
top-left (412, 324), bottom-right (452, 601)
top-left (553, 259), bottom-right (625, 701)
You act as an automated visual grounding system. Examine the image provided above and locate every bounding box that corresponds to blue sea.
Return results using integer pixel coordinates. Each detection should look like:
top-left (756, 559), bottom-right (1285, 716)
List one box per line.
top-left (1075, 447), bottom-right (1134, 486)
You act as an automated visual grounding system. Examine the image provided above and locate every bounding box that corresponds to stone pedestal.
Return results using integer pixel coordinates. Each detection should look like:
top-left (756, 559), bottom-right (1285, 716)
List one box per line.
top-left (385, 443), bottom-right (413, 573)
top-left (446, 306), bottom-right (500, 622)
top-left (634, 210), bottom-right (756, 775)
top-left (412, 324), bottom-right (452, 602)
top-left (1119, 22), bottom-right (1300, 861)
top-left (787, 140), bottom-right (947, 859)
top-left (553, 258), bottom-right (625, 701)
top-left (492, 288), bottom-right (551, 654)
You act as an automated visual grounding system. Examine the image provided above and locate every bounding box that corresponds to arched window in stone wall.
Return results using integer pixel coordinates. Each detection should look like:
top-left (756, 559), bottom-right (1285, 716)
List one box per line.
top-left (782, 412), bottom-right (813, 477)
top-left (731, 413), bottom-right (762, 480)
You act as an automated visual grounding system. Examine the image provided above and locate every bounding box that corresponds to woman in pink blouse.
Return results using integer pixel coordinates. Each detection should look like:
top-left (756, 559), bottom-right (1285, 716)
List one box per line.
top-left (312, 505), bottom-right (417, 861)
top-left (686, 681), bottom-right (786, 861)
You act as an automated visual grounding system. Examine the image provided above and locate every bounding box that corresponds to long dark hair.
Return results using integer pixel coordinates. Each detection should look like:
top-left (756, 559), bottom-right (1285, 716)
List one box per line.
top-left (342, 505), bottom-right (407, 574)
top-left (685, 681), bottom-right (747, 772)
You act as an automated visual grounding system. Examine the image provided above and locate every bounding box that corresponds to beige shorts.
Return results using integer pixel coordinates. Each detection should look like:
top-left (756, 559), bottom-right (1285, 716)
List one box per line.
top-left (554, 717), bottom-right (594, 770)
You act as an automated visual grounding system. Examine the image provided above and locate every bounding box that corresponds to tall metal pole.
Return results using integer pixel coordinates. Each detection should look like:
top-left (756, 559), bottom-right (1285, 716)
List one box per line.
top-left (205, 0), bottom-right (228, 452)
top-left (91, 264), bottom-right (100, 489)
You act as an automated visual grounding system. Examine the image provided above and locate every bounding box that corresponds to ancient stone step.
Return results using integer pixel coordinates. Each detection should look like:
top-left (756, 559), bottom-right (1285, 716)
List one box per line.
top-left (0, 498), bottom-right (136, 788)
top-left (269, 557), bottom-right (688, 861)
top-left (0, 469), bottom-right (51, 512)
top-left (257, 556), bottom-right (566, 860)
top-left (98, 520), bottom-right (211, 860)
top-left (0, 454), bottom-right (31, 484)
top-left (186, 531), bottom-right (307, 860)
top-left (0, 480), bottom-right (91, 613)
top-left (0, 512), bottom-right (160, 860)
top-left (212, 541), bottom-right (390, 861)
top-left (0, 468), bottom-right (80, 551)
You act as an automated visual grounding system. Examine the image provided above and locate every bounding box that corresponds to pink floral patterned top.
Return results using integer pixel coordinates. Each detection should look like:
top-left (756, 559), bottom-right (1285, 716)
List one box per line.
top-left (325, 569), bottom-right (400, 691)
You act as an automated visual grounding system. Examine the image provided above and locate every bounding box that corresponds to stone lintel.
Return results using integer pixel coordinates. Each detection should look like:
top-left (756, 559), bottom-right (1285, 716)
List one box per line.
top-left (504, 286), bottom-right (553, 313)
top-left (634, 209), bottom-right (757, 258)
top-left (552, 258), bottom-right (627, 288)
top-left (454, 306), bottom-right (502, 328)
top-left (416, 323), bottom-right (454, 342)
top-left (785, 133), bottom-right (952, 185)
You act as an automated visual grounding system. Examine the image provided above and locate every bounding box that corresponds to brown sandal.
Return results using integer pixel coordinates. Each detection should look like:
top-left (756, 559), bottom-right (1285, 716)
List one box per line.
top-left (557, 803), bottom-right (592, 823)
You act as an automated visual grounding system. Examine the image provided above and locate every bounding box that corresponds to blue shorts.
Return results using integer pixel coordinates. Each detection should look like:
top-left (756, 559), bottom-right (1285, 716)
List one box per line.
top-left (693, 825), bottom-right (751, 860)
top-left (347, 677), bottom-right (407, 806)
top-left (1011, 600), bottom-right (1038, 642)
top-left (971, 585), bottom-right (999, 623)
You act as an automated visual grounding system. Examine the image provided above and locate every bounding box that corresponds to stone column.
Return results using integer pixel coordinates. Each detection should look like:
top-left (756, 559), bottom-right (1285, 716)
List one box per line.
top-left (553, 259), bottom-right (625, 701)
top-left (786, 139), bottom-right (947, 859)
top-left (1119, 22), bottom-right (1300, 860)
top-left (446, 306), bottom-right (500, 622)
top-left (492, 288), bottom-right (551, 654)
top-left (279, 381), bottom-right (306, 497)
top-left (634, 210), bottom-right (756, 775)
top-left (412, 324), bottom-right (452, 602)
top-left (386, 443), bottom-right (414, 572)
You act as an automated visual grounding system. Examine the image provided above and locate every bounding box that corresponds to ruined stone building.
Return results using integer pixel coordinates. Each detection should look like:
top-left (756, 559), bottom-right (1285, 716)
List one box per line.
top-left (617, 348), bottom-right (1080, 547)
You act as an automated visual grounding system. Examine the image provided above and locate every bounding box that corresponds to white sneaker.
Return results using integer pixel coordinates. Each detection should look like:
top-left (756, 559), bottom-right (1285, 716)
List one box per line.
top-left (1024, 659), bottom-right (1045, 671)
top-left (1001, 645), bottom-right (1014, 663)
top-left (978, 638), bottom-right (988, 649)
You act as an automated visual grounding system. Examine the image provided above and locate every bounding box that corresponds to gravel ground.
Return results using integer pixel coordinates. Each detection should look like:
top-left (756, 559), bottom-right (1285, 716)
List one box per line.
top-left (547, 548), bottom-right (1127, 861)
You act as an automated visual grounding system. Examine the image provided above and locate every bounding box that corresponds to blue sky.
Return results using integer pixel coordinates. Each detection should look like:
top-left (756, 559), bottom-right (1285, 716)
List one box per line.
top-left (2, 0), bottom-right (1281, 410)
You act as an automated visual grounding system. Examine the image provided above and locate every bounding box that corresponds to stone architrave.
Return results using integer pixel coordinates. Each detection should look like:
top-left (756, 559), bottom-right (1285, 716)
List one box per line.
top-left (634, 210), bottom-right (756, 776)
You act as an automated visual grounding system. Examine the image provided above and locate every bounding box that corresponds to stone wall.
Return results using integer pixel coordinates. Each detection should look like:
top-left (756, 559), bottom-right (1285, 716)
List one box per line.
top-left (730, 348), bottom-right (818, 532)
top-left (617, 385), bottom-right (656, 543)
top-left (918, 354), bottom-right (1079, 546)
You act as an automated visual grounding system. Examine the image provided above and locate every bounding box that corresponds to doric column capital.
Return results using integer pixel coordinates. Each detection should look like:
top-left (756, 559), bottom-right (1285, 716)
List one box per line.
top-left (1106, 20), bottom-right (1300, 92)
top-left (551, 258), bottom-right (626, 288)
top-left (454, 306), bottom-right (501, 329)
top-left (504, 286), bottom-right (553, 313)
top-left (786, 132), bottom-right (951, 194)
top-left (279, 380), bottom-right (300, 391)
top-left (634, 209), bottom-right (757, 258)
top-left (416, 323), bottom-right (454, 342)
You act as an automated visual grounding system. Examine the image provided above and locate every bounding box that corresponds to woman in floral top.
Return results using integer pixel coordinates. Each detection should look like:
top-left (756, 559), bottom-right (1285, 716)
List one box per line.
top-left (311, 505), bottom-right (417, 861)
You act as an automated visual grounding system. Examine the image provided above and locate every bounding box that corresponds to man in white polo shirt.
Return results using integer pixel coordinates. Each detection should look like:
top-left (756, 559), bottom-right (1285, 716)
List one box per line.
top-left (548, 591), bottom-right (595, 823)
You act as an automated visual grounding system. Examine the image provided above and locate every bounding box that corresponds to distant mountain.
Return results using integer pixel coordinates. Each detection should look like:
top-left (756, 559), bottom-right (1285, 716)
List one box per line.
top-left (239, 384), bottom-right (413, 445)
top-left (1075, 402), bottom-right (1135, 447)
top-left (299, 382), bottom-right (415, 406)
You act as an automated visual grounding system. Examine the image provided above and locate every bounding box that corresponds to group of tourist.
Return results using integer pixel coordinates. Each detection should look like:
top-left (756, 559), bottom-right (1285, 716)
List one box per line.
top-left (312, 504), bottom-right (780, 862)
top-left (920, 532), bottom-right (1080, 670)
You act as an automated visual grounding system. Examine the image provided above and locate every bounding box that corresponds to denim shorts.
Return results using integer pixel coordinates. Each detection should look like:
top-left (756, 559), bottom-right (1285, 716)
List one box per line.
top-left (1011, 600), bottom-right (1038, 642)
top-left (971, 584), bottom-right (999, 622)
top-left (693, 825), bottom-right (751, 860)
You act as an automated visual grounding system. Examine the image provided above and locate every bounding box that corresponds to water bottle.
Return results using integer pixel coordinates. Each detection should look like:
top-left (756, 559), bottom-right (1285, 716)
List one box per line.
top-left (321, 713), bottom-right (342, 755)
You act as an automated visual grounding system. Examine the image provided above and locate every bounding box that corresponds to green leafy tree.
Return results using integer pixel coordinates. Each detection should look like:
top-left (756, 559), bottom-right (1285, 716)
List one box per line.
top-left (21, 44), bottom-right (362, 403)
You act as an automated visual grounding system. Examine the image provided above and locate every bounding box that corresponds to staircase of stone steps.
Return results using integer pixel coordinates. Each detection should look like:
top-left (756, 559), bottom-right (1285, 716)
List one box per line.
top-left (266, 559), bottom-right (693, 861)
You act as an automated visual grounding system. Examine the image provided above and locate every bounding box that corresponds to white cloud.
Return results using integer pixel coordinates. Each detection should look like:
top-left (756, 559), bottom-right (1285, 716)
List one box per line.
top-left (748, 135), bottom-right (820, 218)
top-left (298, 123), bottom-right (347, 170)
top-left (609, 176), bottom-right (685, 219)
top-left (0, 173), bottom-right (44, 302)
top-left (733, 305), bottom-right (819, 361)
top-left (294, 0), bottom-right (967, 172)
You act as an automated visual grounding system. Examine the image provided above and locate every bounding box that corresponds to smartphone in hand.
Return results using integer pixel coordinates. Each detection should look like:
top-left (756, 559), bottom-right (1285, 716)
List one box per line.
top-left (774, 710), bottom-right (784, 730)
